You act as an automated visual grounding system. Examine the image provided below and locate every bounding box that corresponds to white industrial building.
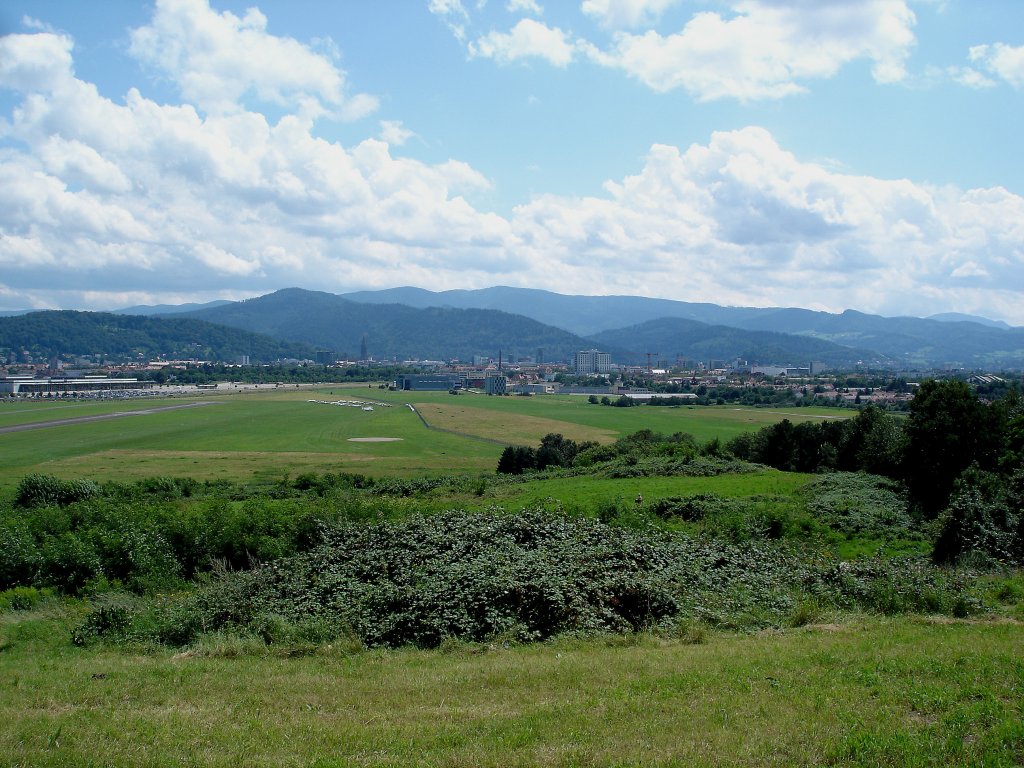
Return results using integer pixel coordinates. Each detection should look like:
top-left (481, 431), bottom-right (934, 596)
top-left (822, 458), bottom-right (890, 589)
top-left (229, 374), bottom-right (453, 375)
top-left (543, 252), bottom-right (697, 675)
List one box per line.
top-left (574, 349), bottom-right (612, 375)
top-left (0, 375), bottom-right (154, 395)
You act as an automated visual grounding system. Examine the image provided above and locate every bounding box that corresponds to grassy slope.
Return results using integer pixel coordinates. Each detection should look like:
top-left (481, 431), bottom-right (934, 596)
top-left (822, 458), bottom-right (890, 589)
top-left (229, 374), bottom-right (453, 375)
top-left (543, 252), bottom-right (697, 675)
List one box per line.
top-left (1, 606), bottom-right (1021, 767)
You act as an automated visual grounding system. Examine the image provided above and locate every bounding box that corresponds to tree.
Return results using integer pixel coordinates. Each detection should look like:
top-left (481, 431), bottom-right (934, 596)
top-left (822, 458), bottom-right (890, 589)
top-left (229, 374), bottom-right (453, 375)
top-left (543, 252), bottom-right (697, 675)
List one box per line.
top-left (497, 446), bottom-right (534, 475)
top-left (902, 380), bottom-right (1000, 519)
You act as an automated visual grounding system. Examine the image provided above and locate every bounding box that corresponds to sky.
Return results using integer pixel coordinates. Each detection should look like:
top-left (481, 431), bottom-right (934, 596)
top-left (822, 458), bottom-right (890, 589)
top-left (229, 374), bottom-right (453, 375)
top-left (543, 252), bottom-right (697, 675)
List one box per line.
top-left (1, 0), bottom-right (1023, 324)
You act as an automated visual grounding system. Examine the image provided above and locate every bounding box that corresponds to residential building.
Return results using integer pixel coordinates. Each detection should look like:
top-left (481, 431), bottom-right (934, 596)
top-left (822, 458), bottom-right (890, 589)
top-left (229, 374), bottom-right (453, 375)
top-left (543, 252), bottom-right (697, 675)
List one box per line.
top-left (574, 349), bottom-right (612, 374)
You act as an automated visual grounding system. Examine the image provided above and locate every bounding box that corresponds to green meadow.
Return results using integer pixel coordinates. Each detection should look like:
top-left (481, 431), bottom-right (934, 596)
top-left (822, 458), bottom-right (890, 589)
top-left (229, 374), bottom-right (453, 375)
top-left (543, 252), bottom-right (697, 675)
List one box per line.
top-left (0, 385), bottom-right (850, 490)
top-left (2, 605), bottom-right (1022, 767)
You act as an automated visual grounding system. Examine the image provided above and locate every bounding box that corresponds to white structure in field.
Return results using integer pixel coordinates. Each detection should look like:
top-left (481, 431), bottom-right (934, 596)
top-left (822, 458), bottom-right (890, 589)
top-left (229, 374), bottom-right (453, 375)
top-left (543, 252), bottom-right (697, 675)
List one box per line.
top-left (574, 349), bottom-right (612, 375)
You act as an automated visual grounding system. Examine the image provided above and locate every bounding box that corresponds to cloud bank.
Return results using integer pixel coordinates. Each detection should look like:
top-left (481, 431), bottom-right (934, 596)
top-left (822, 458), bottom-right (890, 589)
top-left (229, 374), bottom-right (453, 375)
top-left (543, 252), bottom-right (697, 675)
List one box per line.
top-left (1, 0), bottom-right (1023, 325)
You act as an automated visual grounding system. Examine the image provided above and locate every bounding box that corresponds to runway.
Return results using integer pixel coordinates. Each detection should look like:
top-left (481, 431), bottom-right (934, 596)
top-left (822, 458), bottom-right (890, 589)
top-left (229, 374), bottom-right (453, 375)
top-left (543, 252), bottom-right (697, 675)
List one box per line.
top-left (0, 401), bottom-right (219, 435)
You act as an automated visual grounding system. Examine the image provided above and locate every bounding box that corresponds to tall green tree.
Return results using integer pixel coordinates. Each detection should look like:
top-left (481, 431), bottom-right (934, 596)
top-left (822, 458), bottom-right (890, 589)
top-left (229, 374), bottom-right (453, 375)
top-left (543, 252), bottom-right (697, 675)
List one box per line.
top-left (902, 380), bottom-right (1000, 519)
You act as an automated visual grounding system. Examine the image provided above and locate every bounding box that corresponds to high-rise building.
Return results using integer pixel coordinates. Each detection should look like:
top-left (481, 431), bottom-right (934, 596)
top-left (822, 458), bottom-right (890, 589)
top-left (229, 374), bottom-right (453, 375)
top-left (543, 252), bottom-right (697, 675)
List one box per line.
top-left (574, 349), bottom-right (611, 374)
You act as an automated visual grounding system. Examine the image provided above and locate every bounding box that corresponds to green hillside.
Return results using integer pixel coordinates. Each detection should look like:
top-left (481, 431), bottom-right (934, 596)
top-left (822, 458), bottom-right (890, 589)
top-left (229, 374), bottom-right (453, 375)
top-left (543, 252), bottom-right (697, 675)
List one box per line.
top-left (0, 311), bottom-right (317, 362)
top-left (588, 316), bottom-right (891, 368)
top-left (177, 288), bottom-right (619, 362)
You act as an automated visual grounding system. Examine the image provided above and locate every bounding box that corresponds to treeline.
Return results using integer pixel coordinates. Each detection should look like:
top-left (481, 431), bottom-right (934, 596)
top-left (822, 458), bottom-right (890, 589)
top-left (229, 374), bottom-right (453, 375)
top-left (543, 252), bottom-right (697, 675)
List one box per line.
top-left (728, 382), bottom-right (1023, 563)
top-left (497, 430), bottom-right (729, 476)
top-left (586, 387), bottom-right (889, 409)
top-left (496, 434), bottom-right (599, 474)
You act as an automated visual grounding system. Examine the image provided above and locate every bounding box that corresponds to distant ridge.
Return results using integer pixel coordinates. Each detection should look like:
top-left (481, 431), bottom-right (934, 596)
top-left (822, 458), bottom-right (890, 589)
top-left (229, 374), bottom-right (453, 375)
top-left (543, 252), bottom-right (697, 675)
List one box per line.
top-left (588, 317), bottom-right (892, 369)
top-left (927, 312), bottom-right (1012, 330)
top-left (172, 288), bottom-right (888, 368)
top-left (341, 286), bottom-right (1024, 368)
top-left (114, 300), bottom-right (234, 316)
top-left (172, 288), bottom-right (619, 362)
top-left (11, 286), bottom-right (1021, 369)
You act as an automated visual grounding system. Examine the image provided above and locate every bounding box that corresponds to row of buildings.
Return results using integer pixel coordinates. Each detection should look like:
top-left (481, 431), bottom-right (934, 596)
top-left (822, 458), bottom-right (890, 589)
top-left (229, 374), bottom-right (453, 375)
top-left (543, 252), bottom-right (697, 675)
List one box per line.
top-left (0, 374), bottom-right (153, 395)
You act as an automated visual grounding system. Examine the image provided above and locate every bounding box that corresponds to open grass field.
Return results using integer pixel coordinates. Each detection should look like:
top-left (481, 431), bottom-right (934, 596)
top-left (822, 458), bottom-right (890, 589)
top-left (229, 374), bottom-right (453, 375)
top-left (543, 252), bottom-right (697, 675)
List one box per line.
top-left (0, 386), bottom-right (854, 490)
top-left (0, 387), bottom-right (495, 489)
top-left (383, 389), bottom-right (853, 445)
top-left (2, 604), bottom-right (1021, 767)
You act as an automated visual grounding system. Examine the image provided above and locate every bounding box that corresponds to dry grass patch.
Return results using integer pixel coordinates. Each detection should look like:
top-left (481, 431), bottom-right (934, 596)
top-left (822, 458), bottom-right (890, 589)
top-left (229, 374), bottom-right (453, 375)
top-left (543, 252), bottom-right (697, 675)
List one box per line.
top-left (415, 403), bottom-right (615, 446)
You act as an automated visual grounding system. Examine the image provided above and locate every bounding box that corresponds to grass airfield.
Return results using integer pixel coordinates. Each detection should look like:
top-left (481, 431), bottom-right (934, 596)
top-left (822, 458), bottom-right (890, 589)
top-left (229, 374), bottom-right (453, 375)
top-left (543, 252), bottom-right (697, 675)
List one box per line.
top-left (0, 384), bottom-right (851, 490)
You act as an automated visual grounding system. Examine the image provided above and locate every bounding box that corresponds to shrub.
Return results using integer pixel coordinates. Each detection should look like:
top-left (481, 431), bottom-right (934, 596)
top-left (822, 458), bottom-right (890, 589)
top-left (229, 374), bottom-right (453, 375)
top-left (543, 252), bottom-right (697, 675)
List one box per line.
top-left (36, 533), bottom-right (102, 594)
top-left (800, 473), bottom-right (913, 539)
top-left (0, 523), bottom-right (41, 589)
top-left (14, 475), bottom-right (99, 508)
top-left (0, 586), bottom-right (54, 613)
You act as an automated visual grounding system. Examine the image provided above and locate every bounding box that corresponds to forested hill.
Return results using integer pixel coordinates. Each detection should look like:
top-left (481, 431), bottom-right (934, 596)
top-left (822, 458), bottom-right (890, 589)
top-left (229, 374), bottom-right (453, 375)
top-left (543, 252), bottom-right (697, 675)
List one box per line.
top-left (588, 317), bottom-right (893, 368)
top-left (0, 311), bottom-right (317, 362)
top-left (341, 286), bottom-right (1024, 368)
top-left (173, 288), bottom-right (616, 362)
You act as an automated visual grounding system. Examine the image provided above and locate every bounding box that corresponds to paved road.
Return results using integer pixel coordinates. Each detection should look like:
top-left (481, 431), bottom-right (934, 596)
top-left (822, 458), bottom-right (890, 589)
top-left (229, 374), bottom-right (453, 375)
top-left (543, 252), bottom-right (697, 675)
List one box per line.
top-left (0, 401), bottom-right (219, 435)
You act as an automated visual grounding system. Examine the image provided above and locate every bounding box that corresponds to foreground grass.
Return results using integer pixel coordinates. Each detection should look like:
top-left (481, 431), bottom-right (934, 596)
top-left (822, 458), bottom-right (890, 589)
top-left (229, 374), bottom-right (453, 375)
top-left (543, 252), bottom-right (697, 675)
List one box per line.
top-left (2, 606), bottom-right (1021, 767)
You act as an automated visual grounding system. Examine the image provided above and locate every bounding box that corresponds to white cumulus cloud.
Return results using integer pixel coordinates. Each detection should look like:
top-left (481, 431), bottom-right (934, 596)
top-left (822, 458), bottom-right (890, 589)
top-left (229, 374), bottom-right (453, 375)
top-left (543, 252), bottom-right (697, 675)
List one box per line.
top-left (509, 126), bottom-right (1024, 322)
top-left (378, 120), bottom-right (415, 147)
top-left (469, 19), bottom-right (577, 67)
top-left (1, 5), bottom-right (1023, 325)
top-left (586, 0), bottom-right (917, 100)
top-left (507, 0), bottom-right (544, 15)
top-left (128, 0), bottom-right (377, 119)
top-left (0, 31), bottom-right (75, 93)
top-left (968, 42), bottom-right (1024, 88)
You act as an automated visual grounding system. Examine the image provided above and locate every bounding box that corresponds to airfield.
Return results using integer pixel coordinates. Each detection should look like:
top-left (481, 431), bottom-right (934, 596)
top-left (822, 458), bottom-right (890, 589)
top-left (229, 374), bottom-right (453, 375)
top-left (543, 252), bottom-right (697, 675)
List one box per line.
top-left (0, 383), bottom-right (852, 489)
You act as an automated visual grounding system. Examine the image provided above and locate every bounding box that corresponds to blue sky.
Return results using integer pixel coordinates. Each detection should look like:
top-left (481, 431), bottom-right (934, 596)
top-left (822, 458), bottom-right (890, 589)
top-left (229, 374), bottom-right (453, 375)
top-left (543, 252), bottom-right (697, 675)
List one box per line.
top-left (1, 0), bottom-right (1023, 323)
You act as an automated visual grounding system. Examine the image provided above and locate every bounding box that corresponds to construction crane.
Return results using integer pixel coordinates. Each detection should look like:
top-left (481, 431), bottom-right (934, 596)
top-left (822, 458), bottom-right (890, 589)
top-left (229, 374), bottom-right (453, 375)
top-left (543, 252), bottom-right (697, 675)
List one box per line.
top-left (645, 352), bottom-right (659, 374)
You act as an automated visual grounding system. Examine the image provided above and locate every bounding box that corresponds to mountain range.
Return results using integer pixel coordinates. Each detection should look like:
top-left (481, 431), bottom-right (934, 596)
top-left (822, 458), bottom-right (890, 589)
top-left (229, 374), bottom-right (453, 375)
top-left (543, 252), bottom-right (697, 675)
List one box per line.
top-left (337, 286), bottom-right (1024, 369)
top-left (2, 287), bottom-right (1023, 370)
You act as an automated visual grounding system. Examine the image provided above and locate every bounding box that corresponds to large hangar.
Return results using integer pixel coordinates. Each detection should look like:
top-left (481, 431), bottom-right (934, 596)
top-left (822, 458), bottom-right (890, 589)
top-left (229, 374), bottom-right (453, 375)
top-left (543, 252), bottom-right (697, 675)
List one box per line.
top-left (0, 375), bottom-right (154, 395)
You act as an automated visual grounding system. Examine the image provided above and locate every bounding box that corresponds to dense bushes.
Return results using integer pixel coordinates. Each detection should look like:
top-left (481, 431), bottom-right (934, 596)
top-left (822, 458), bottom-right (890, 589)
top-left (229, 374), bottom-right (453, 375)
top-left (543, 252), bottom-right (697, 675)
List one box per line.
top-left (76, 510), bottom-right (986, 649)
top-left (498, 430), bottom-right (725, 476)
top-left (15, 474), bottom-right (100, 508)
top-left (727, 384), bottom-right (1024, 565)
top-left (798, 473), bottom-right (913, 539)
top-left (0, 476), bottom-right (388, 595)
